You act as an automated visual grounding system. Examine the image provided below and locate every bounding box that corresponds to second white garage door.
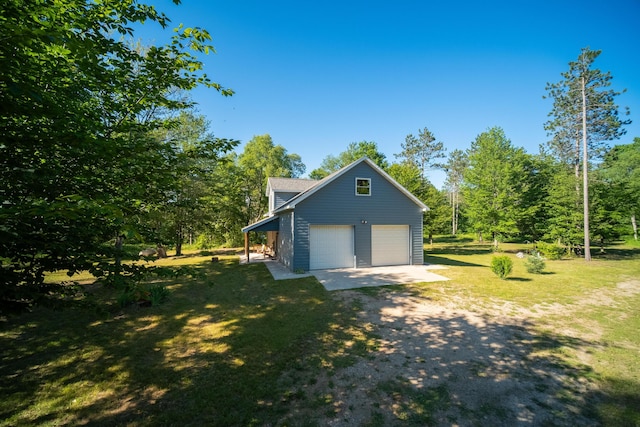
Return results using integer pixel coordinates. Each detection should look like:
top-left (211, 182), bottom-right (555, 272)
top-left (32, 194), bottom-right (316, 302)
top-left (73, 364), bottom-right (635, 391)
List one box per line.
top-left (310, 225), bottom-right (354, 270)
top-left (372, 225), bottom-right (410, 266)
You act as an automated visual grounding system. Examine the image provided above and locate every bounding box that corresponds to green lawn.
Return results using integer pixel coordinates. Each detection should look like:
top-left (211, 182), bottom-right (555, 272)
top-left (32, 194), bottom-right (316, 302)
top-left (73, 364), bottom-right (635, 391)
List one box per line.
top-left (1, 241), bottom-right (639, 426)
top-left (0, 252), bottom-right (374, 426)
top-left (420, 238), bottom-right (640, 426)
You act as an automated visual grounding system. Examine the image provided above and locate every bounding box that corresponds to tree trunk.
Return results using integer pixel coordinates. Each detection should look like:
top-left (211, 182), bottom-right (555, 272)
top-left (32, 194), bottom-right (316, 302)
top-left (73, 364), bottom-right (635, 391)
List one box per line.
top-left (429, 230), bottom-right (433, 246)
top-left (175, 226), bottom-right (183, 256)
top-left (632, 214), bottom-right (638, 241)
top-left (451, 190), bottom-right (459, 235)
top-left (451, 191), bottom-right (456, 235)
top-left (581, 75), bottom-right (592, 261)
top-left (114, 234), bottom-right (125, 273)
top-left (244, 232), bottom-right (250, 263)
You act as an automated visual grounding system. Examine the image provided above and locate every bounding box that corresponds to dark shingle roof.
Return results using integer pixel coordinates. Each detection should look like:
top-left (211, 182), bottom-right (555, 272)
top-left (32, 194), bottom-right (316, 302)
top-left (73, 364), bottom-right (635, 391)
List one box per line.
top-left (266, 177), bottom-right (318, 195)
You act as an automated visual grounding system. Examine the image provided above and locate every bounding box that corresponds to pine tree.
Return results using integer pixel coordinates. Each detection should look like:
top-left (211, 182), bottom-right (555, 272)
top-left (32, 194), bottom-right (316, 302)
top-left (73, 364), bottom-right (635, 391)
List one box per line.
top-left (544, 47), bottom-right (630, 260)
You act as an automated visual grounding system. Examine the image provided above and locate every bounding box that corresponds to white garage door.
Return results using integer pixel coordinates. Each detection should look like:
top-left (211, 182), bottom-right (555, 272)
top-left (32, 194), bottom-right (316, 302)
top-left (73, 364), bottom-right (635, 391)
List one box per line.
top-left (372, 225), bottom-right (410, 266)
top-left (310, 225), bottom-right (354, 270)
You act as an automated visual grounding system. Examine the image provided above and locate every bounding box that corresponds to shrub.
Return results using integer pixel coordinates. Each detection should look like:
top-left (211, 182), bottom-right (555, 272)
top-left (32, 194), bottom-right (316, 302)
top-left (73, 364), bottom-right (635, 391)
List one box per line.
top-left (525, 255), bottom-right (546, 274)
top-left (117, 286), bottom-right (149, 307)
top-left (536, 241), bottom-right (566, 260)
top-left (195, 233), bottom-right (214, 250)
top-left (117, 284), bottom-right (169, 307)
top-left (491, 255), bottom-right (513, 279)
top-left (149, 285), bottom-right (170, 306)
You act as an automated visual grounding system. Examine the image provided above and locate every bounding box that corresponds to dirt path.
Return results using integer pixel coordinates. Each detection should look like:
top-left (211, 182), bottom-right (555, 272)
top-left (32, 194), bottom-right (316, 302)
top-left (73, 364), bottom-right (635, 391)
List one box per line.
top-left (286, 280), bottom-right (640, 426)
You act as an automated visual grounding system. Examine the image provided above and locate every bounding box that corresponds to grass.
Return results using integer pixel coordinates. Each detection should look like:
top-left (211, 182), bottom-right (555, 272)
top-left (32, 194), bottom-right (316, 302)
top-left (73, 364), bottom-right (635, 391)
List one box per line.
top-left (418, 236), bottom-right (640, 426)
top-left (0, 250), bottom-right (375, 426)
top-left (421, 239), bottom-right (640, 307)
top-left (2, 240), bottom-right (639, 426)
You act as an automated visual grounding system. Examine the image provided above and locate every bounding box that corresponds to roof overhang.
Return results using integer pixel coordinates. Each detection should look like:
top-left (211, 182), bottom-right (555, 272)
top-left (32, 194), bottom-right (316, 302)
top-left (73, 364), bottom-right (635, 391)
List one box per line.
top-left (241, 215), bottom-right (280, 233)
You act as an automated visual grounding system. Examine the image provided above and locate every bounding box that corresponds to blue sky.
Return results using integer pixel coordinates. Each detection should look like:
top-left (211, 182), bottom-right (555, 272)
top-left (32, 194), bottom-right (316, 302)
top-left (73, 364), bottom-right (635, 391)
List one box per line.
top-left (138, 0), bottom-right (640, 188)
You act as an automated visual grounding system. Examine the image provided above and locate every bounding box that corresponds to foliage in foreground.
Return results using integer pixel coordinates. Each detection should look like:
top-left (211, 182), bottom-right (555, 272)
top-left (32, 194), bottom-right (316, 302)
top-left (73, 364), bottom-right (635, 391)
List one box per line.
top-left (0, 0), bottom-right (234, 312)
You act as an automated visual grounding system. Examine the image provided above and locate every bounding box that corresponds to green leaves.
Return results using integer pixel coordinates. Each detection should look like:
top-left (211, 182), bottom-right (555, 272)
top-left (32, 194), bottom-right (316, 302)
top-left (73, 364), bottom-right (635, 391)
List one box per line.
top-left (396, 127), bottom-right (446, 178)
top-left (0, 0), bottom-right (234, 310)
top-left (463, 127), bottom-right (529, 245)
top-left (310, 141), bottom-right (388, 179)
top-left (544, 47), bottom-right (630, 165)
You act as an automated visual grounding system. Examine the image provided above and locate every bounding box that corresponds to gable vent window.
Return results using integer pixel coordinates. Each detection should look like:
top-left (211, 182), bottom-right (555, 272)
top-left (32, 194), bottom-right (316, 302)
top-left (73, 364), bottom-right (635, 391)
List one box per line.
top-left (356, 178), bottom-right (371, 196)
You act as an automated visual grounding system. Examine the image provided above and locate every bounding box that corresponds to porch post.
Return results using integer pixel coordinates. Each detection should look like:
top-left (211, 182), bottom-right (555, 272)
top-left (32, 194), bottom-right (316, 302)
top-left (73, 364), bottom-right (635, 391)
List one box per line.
top-left (244, 232), bottom-right (250, 263)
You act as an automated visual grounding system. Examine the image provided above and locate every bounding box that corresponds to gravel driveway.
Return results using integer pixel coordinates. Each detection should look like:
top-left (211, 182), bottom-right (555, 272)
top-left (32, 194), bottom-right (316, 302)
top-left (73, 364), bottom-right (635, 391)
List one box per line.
top-left (280, 282), bottom-right (635, 426)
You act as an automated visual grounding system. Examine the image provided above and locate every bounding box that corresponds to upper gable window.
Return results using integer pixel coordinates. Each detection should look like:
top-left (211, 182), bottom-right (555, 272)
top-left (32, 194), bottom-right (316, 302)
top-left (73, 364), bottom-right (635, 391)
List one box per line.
top-left (355, 178), bottom-right (371, 196)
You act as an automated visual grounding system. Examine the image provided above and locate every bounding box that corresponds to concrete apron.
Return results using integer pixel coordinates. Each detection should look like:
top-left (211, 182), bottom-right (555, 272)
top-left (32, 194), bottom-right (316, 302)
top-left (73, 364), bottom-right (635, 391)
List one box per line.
top-left (242, 254), bottom-right (449, 291)
top-left (312, 265), bottom-right (450, 291)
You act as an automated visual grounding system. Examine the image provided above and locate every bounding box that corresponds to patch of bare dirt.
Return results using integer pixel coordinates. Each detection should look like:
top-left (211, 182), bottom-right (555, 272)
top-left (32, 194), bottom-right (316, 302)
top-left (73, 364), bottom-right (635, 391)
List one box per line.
top-left (282, 280), bottom-right (640, 426)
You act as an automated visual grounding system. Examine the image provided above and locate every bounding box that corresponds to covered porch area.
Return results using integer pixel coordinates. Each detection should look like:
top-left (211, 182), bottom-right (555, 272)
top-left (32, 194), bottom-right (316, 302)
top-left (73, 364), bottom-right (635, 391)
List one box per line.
top-left (241, 215), bottom-right (280, 264)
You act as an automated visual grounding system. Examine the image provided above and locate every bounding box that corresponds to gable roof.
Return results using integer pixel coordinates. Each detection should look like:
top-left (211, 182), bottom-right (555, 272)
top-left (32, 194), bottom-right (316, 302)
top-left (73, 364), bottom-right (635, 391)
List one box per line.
top-left (273, 157), bottom-right (429, 213)
top-left (265, 177), bottom-right (318, 196)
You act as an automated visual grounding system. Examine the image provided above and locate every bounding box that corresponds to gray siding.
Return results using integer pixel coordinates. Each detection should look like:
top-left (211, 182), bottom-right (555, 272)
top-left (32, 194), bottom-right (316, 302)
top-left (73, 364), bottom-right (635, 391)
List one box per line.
top-left (291, 162), bottom-right (423, 271)
top-left (278, 212), bottom-right (294, 269)
top-left (274, 191), bottom-right (299, 211)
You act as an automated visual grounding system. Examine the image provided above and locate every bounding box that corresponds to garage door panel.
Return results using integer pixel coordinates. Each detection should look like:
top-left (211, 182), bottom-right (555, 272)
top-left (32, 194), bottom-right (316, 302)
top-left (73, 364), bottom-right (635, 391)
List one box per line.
top-left (372, 225), bottom-right (410, 266)
top-left (310, 225), bottom-right (354, 270)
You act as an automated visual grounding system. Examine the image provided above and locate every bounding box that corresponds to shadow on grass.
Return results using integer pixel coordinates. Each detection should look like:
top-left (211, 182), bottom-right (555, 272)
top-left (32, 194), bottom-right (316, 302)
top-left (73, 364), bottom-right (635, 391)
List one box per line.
top-left (428, 236), bottom-right (475, 244)
top-left (598, 376), bottom-right (640, 426)
top-left (2, 257), bottom-right (637, 426)
top-left (0, 258), bottom-right (374, 426)
top-left (424, 253), bottom-right (485, 268)
top-left (506, 277), bottom-right (533, 282)
top-left (593, 247), bottom-right (640, 261)
top-left (340, 290), bottom-right (609, 426)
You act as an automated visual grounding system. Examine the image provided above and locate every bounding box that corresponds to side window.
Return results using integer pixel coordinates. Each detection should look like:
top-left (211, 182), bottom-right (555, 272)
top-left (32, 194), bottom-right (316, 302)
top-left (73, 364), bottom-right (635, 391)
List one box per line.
top-left (356, 178), bottom-right (371, 196)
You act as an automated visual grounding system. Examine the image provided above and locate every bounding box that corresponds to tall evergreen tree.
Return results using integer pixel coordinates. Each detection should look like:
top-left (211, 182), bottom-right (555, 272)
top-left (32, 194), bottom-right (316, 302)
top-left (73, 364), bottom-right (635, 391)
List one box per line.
top-left (395, 127), bottom-right (446, 180)
top-left (544, 47), bottom-right (630, 260)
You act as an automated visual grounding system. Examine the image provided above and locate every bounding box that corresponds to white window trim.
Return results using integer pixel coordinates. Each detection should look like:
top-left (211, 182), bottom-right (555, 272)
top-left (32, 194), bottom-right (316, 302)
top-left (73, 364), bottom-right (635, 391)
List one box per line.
top-left (355, 177), bottom-right (371, 196)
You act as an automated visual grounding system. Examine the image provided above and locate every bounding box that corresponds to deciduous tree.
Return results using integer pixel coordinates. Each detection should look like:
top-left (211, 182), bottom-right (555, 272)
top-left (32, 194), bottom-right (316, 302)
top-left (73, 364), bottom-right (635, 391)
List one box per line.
top-left (599, 138), bottom-right (640, 240)
top-left (238, 134), bottom-right (306, 224)
top-left (0, 0), bottom-right (232, 310)
top-left (151, 112), bottom-right (238, 255)
top-left (462, 127), bottom-right (529, 247)
top-left (387, 162), bottom-right (448, 244)
top-left (310, 141), bottom-right (388, 179)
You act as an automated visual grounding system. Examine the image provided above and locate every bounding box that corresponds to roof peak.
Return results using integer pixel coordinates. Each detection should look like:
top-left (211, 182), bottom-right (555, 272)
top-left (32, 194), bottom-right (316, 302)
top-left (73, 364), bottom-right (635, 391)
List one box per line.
top-left (274, 157), bottom-right (428, 213)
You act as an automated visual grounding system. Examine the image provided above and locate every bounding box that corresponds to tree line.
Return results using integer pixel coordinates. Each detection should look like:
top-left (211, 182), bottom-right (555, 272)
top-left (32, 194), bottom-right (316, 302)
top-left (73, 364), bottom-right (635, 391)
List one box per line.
top-left (1, 1), bottom-right (636, 311)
